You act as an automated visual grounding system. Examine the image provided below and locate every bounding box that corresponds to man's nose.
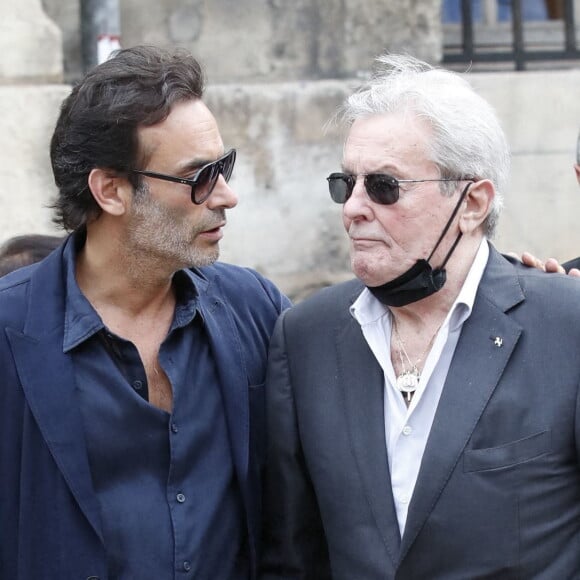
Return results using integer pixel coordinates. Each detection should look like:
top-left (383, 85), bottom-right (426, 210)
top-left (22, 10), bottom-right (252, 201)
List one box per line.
top-left (343, 176), bottom-right (374, 219)
top-left (207, 175), bottom-right (238, 209)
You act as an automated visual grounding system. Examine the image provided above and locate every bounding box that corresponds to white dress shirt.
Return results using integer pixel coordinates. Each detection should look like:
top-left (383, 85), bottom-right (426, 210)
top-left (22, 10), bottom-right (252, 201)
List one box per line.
top-left (350, 239), bottom-right (489, 535)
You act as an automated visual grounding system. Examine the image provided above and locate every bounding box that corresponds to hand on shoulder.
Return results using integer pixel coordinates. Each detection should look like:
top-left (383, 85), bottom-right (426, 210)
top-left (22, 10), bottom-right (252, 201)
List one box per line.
top-left (516, 252), bottom-right (580, 277)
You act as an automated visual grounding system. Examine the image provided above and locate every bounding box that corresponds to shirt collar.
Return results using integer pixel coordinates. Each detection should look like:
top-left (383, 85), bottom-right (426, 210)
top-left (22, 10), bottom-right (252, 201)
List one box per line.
top-left (62, 232), bottom-right (202, 353)
top-left (448, 237), bottom-right (489, 330)
top-left (62, 233), bottom-right (103, 353)
top-left (350, 238), bottom-right (490, 331)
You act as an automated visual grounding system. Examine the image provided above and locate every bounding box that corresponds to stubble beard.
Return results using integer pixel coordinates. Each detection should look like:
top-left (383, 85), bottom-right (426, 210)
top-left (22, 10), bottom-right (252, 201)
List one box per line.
top-left (124, 187), bottom-right (224, 274)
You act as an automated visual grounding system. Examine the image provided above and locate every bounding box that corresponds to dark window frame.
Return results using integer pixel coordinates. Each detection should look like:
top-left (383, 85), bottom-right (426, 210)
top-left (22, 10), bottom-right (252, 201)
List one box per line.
top-left (443, 0), bottom-right (580, 71)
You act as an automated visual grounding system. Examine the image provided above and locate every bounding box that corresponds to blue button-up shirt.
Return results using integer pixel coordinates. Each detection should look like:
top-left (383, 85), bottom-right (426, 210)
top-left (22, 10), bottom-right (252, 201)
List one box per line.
top-left (62, 234), bottom-right (248, 579)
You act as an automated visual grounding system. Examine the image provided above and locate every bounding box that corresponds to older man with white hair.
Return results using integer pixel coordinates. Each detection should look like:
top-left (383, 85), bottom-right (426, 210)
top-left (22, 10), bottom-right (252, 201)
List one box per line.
top-left (260, 54), bottom-right (580, 579)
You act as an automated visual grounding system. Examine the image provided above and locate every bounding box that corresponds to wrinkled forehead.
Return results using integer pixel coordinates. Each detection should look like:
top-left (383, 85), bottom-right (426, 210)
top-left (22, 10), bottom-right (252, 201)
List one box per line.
top-left (342, 112), bottom-right (436, 173)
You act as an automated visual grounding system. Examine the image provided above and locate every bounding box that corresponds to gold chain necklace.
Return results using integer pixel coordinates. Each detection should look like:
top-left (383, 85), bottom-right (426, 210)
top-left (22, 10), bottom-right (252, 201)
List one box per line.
top-left (392, 318), bottom-right (442, 402)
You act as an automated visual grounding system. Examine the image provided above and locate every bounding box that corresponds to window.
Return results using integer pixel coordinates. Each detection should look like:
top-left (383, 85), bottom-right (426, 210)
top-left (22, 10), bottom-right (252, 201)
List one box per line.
top-left (442, 0), bottom-right (580, 70)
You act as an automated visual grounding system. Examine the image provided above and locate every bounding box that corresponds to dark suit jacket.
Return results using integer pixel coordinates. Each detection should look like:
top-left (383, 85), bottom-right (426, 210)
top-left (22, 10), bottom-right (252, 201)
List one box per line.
top-left (0, 239), bottom-right (290, 580)
top-left (260, 244), bottom-right (580, 579)
top-left (563, 256), bottom-right (580, 272)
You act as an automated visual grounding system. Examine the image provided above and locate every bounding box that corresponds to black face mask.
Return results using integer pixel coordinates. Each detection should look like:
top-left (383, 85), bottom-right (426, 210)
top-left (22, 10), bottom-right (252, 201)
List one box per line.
top-left (367, 182), bottom-right (472, 307)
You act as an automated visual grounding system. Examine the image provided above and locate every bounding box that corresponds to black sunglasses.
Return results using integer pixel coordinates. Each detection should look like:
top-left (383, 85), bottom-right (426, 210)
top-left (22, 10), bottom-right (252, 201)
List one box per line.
top-left (327, 172), bottom-right (471, 205)
top-left (130, 148), bottom-right (236, 205)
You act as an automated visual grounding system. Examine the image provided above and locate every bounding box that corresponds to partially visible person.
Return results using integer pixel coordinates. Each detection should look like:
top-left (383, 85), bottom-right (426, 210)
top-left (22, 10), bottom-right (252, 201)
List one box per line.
top-left (520, 127), bottom-right (580, 275)
top-left (574, 127), bottom-right (580, 185)
top-left (561, 128), bottom-right (580, 271)
top-left (0, 45), bottom-right (289, 580)
top-left (0, 233), bottom-right (64, 276)
top-left (260, 54), bottom-right (580, 579)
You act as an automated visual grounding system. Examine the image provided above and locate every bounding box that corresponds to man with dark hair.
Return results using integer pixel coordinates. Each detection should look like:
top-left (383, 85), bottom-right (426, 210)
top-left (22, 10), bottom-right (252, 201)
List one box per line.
top-left (0, 233), bottom-right (63, 276)
top-left (0, 45), bottom-right (289, 579)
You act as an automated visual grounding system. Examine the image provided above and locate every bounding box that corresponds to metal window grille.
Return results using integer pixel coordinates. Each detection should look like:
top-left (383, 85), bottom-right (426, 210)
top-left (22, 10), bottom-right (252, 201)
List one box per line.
top-left (443, 0), bottom-right (580, 70)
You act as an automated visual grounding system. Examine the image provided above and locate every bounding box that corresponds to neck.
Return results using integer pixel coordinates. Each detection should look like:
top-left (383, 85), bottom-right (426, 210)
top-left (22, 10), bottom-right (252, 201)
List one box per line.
top-left (390, 234), bottom-right (484, 331)
top-left (76, 225), bottom-right (176, 318)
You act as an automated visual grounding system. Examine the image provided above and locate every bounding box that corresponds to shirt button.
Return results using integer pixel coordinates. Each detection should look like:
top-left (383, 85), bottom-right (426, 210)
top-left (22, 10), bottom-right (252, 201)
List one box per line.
top-left (183, 561), bottom-right (192, 572)
top-left (176, 493), bottom-right (186, 503)
top-left (171, 422), bottom-right (179, 434)
top-left (132, 380), bottom-right (143, 391)
top-left (402, 425), bottom-right (413, 436)
top-left (400, 495), bottom-right (410, 504)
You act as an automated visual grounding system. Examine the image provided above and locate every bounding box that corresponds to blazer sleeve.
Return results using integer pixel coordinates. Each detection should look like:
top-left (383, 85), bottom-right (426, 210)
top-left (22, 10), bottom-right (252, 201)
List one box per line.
top-left (259, 309), bottom-right (332, 580)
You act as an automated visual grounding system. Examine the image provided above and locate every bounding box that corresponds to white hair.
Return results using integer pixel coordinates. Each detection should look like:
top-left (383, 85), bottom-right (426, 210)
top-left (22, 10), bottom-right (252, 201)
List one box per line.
top-left (339, 54), bottom-right (510, 238)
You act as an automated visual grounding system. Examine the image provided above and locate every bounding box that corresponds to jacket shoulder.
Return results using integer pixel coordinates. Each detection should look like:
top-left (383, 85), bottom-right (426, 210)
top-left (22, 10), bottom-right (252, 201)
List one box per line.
top-left (562, 256), bottom-right (580, 273)
top-left (0, 265), bottom-right (38, 327)
top-left (0, 262), bottom-right (37, 291)
top-left (285, 277), bottom-right (363, 324)
top-left (195, 261), bottom-right (291, 313)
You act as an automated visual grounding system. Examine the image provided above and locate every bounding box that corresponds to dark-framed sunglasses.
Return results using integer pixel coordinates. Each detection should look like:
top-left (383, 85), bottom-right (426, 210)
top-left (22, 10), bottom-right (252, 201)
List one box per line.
top-left (130, 148), bottom-right (236, 205)
top-left (327, 172), bottom-right (472, 205)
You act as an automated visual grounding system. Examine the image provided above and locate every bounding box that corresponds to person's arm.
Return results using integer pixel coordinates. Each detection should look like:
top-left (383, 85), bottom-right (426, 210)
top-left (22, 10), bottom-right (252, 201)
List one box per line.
top-left (259, 311), bottom-right (331, 580)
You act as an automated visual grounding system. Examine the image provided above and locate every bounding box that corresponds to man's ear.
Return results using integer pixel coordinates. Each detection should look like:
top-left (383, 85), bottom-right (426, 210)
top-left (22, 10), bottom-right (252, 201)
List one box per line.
top-left (459, 179), bottom-right (495, 235)
top-left (87, 168), bottom-right (130, 217)
top-left (574, 164), bottom-right (580, 185)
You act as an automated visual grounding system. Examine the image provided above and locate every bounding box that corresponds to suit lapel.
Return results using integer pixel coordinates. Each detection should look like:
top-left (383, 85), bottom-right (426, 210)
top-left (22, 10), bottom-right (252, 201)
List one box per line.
top-left (8, 328), bottom-right (104, 541)
top-left (400, 247), bottom-right (524, 558)
top-left (7, 245), bottom-right (104, 541)
top-left (336, 299), bottom-right (402, 565)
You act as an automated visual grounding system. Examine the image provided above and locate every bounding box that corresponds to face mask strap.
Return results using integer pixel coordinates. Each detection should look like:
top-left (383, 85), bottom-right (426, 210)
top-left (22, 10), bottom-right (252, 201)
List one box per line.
top-left (426, 181), bottom-right (472, 264)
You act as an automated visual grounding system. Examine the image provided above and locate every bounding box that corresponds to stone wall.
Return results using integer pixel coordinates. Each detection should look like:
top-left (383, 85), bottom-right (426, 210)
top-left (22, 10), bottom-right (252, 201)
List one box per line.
top-left (1, 0), bottom-right (62, 83)
top-left (0, 0), bottom-right (67, 239)
top-left (42, 0), bottom-right (442, 83)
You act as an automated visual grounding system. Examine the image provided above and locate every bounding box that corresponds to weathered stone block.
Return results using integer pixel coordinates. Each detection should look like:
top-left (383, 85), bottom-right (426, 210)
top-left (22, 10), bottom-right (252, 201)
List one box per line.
top-left (0, 86), bottom-right (70, 235)
top-left (0, 0), bottom-right (63, 82)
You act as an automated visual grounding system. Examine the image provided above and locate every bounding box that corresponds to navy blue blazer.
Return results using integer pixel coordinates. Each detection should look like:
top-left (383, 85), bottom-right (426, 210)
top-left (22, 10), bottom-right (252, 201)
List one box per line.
top-left (0, 240), bottom-right (290, 580)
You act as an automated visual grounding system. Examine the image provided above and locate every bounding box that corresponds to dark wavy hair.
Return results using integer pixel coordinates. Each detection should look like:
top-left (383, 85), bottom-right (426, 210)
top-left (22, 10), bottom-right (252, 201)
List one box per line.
top-left (0, 234), bottom-right (64, 276)
top-left (50, 45), bottom-right (205, 231)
